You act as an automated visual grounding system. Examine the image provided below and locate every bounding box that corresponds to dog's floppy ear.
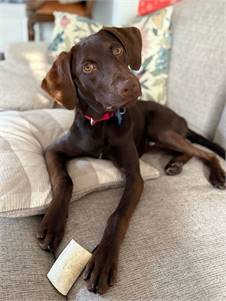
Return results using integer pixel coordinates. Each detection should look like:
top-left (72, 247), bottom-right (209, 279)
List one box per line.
top-left (41, 47), bottom-right (77, 110)
top-left (102, 26), bottom-right (142, 71)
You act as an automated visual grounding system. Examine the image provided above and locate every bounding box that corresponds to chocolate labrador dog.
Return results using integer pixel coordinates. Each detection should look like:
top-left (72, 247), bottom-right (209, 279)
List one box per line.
top-left (40, 27), bottom-right (225, 294)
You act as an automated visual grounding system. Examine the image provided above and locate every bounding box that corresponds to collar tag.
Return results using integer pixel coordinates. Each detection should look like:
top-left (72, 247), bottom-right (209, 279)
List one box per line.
top-left (115, 107), bottom-right (126, 126)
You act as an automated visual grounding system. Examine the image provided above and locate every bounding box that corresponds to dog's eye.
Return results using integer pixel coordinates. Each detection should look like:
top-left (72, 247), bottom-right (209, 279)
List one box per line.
top-left (83, 63), bottom-right (96, 74)
top-left (112, 47), bottom-right (123, 56)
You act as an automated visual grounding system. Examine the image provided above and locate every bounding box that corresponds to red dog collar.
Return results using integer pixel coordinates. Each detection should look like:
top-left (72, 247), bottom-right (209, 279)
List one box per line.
top-left (84, 111), bottom-right (115, 126)
top-left (84, 108), bottom-right (126, 126)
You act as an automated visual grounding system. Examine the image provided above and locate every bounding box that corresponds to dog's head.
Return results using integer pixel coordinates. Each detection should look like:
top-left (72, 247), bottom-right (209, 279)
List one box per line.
top-left (42, 27), bottom-right (142, 113)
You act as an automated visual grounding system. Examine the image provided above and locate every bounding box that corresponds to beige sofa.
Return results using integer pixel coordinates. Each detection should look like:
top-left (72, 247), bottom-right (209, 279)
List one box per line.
top-left (0, 0), bottom-right (226, 300)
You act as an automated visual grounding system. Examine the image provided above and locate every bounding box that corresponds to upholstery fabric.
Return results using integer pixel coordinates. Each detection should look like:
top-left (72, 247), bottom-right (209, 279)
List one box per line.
top-left (59, 152), bottom-right (226, 301)
top-left (1, 42), bottom-right (52, 111)
top-left (49, 8), bottom-right (173, 104)
top-left (0, 60), bottom-right (52, 111)
top-left (0, 215), bottom-right (65, 301)
top-left (1, 152), bottom-right (225, 300)
top-left (5, 42), bottom-right (50, 83)
top-left (0, 109), bottom-right (159, 217)
top-left (1, 152), bottom-right (224, 300)
top-left (167, 0), bottom-right (226, 138)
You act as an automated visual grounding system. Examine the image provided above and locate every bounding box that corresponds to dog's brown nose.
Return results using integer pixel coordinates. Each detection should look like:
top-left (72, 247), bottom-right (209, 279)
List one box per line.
top-left (117, 79), bottom-right (140, 98)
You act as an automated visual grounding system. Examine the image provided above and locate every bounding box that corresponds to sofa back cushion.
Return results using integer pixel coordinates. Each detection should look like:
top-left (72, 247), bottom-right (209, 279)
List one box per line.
top-left (214, 102), bottom-right (226, 150)
top-left (167, 0), bottom-right (225, 139)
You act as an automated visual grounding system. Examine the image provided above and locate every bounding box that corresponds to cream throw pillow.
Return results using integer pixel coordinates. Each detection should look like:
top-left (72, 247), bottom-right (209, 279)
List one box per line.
top-left (0, 60), bottom-right (52, 111)
top-left (0, 109), bottom-right (159, 217)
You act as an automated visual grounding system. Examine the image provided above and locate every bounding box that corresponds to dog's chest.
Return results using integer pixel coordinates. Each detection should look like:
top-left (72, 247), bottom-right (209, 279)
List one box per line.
top-left (74, 123), bottom-right (107, 157)
top-left (74, 115), bottom-right (131, 158)
top-left (82, 134), bottom-right (106, 157)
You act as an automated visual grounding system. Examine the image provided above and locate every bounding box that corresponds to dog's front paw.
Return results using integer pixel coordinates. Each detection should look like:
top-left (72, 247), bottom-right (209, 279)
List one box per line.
top-left (37, 204), bottom-right (67, 252)
top-left (83, 243), bottom-right (118, 294)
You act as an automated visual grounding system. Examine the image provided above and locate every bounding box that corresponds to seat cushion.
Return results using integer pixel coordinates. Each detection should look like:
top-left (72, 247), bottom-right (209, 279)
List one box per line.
top-left (1, 151), bottom-right (225, 300)
top-left (167, 0), bottom-right (226, 138)
top-left (0, 214), bottom-right (65, 301)
top-left (52, 151), bottom-right (226, 300)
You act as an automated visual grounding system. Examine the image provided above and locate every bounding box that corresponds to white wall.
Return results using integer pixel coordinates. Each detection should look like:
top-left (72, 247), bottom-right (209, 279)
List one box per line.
top-left (37, 23), bottom-right (54, 42)
top-left (0, 0), bottom-right (140, 49)
top-left (37, 0), bottom-right (140, 42)
top-left (93, 0), bottom-right (139, 25)
top-left (93, 0), bottom-right (114, 25)
top-left (38, 0), bottom-right (116, 41)
top-left (0, 4), bottom-right (27, 51)
top-left (112, 0), bottom-right (139, 25)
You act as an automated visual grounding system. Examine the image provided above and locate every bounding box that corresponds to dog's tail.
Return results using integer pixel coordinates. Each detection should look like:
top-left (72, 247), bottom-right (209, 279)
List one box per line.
top-left (186, 129), bottom-right (225, 159)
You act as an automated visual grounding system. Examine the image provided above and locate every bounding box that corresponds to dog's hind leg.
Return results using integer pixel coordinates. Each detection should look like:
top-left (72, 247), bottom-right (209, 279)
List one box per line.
top-left (165, 153), bottom-right (192, 175)
top-left (156, 130), bottom-right (225, 189)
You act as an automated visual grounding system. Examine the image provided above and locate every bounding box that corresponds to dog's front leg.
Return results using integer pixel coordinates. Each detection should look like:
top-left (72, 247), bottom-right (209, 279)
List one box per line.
top-left (84, 143), bottom-right (144, 294)
top-left (37, 134), bottom-right (83, 252)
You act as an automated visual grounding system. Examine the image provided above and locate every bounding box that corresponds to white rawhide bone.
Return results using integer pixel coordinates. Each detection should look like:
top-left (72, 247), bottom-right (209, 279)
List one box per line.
top-left (47, 239), bottom-right (92, 296)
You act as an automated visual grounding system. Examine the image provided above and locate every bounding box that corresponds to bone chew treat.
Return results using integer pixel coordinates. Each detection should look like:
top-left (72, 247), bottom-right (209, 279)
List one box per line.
top-left (47, 239), bottom-right (92, 296)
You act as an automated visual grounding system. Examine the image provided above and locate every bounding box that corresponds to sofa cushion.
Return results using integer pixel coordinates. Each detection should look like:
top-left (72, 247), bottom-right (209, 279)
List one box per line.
top-left (54, 151), bottom-right (226, 300)
top-left (0, 152), bottom-right (225, 300)
top-left (0, 215), bottom-right (65, 301)
top-left (5, 42), bottom-right (50, 83)
top-left (1, 42), bottom-right (53, 111)
top-left (167, 0), bottom-right (226, 138)
top-left (0, 60), bottom-right (52, 111)
top-left (49, 8), bottom-right (173, 104)
top-left (0, 109), bottom-right (159, 217)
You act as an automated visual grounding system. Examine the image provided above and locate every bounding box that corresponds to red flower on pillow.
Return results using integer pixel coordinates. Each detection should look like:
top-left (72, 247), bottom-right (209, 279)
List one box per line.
top-left (138, 0), bottom-right (181, 16)
top-left (60, 16), bottom-right (71, 28)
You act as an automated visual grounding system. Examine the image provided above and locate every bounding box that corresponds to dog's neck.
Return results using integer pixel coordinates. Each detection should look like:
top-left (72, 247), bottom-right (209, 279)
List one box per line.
top-left (77, 96), bottom-right (126, 127)
top-left (78, 93), bottom-right (106, 120)
top-left (84, 111), bottom-right (115, 126)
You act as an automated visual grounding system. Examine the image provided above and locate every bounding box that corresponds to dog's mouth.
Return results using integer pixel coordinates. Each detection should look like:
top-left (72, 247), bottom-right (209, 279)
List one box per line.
top-left (105, 95), bottom-right (140, 111)
top-left (120, 98), bottom-right (138, 108)
top-left (105, 100), bottom-right (136, 111)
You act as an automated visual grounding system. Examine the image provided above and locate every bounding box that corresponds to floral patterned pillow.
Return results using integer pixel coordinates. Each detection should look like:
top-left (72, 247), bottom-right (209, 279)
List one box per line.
top-left (49, 7), bottom-right (173, 104)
